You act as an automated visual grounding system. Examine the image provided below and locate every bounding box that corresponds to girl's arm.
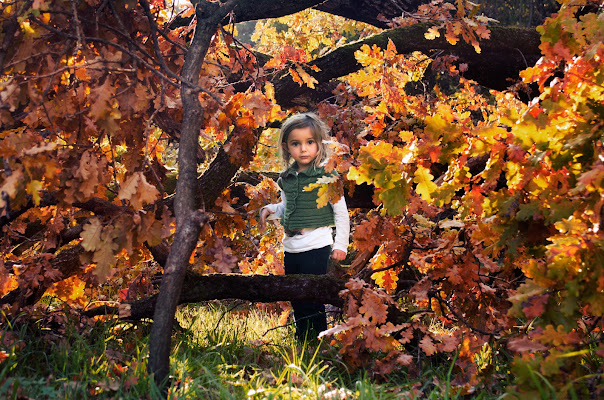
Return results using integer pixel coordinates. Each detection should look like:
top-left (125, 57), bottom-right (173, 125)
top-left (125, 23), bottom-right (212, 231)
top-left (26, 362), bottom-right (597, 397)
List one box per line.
top-left (331, 195), bottom-right (350, 261)
top-left (259, 191), bottom-right (285, 229)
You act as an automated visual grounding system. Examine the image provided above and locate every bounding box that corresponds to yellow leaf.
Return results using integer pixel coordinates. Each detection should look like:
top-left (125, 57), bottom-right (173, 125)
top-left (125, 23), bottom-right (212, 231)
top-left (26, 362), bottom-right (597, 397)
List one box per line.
top-left (26, 180), bottom-right (43, 206)
top-left (20, 21), bottom-right (36, 36)
top-left (425, 26), bottom-right (441, 40)
top-left (303, 174), bottom-right (341, 209)
top-left (295, 66), bottom-right (317, 89)
top-left (414, 165), bottom-right (438, 202)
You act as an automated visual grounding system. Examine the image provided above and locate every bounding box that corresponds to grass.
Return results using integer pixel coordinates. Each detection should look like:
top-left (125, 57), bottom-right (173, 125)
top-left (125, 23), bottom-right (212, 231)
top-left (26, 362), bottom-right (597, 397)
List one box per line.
top-left (0, 302), bottom-right (510, 399)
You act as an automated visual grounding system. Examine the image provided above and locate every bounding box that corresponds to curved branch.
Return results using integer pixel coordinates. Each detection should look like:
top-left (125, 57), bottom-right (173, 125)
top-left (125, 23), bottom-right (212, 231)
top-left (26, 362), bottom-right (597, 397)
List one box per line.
top-left (432, 291), bottom-right (500, 337)
top-left (0, 244), bottom-right (84, 308)
top-left (315, 0), bottom-right (423, 28)
top-left (273, 24), bottom-right (541, 107)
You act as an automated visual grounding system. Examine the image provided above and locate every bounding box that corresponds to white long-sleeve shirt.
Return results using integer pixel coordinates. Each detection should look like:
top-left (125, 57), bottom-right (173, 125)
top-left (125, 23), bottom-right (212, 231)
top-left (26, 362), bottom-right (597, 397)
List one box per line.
top-left (264, 191), bottom-right (350, 254)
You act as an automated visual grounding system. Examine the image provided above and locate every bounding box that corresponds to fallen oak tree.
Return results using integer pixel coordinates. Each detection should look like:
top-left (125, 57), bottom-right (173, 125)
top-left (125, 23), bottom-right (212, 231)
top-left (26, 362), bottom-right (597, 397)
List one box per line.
top-left (85, 273), bottom-right (347, 320)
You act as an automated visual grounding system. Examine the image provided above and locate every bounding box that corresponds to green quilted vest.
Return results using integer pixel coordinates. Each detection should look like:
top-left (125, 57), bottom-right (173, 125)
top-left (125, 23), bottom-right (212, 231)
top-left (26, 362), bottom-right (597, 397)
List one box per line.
top-left (277, 163), bottom-right (336, 230)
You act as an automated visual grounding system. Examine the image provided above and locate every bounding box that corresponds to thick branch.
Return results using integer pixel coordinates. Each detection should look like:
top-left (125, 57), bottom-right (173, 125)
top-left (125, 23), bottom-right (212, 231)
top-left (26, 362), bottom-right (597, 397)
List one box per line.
top-left (117, 273), bottom-right (345, 320)
top-left (315, 0), bottom-right (422, 28)
top-left (172, 0), bottom-right (432, 28)
top-left (273, 24), bottom-right (541, 107)
top-left (0, 244), bottom-right (84, 307)
top-left (230, 0), bottom-right (324, 22)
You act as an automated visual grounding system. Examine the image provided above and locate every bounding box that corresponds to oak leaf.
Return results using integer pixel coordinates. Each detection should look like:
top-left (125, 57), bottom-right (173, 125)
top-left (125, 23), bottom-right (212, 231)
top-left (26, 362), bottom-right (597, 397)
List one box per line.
top-left (0, 168), bottom-right (24, 209)
top-left (359, 290), bottom-right (388, 324)
top-left (303, 174), bottom-right (342, 209)
top-left (507, 337), bottom-right (547, 353)
top-left (420, 336), bottom-right (437, 356)
top-left (522, 294), bottom-right (549, 319)
top-left (118, 172), bottom-right (160, 210)
top-left (414, 165), bottom-right (438, 202)
top-left (80, 218), bottom-right (104, 252)
top-left (26, 180), bottom-right (43, 206)
top-left (409, 277), bottom-right (432, 302)
top-left (92, 227), bottom-right (119, 281)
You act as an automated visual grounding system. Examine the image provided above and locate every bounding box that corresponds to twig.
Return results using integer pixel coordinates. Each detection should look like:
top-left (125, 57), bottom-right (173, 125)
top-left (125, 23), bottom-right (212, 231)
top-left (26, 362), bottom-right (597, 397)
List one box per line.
top-left (212, 300), bottom-right (247, 334)
top-left (432, 292), bottom-right (499, 337)
top-left (29, 16), bottom-right (222, 104)
top-left (139, 0), bottom-right (171, 78)
top-left (70, 0), bottom-right (85, 50)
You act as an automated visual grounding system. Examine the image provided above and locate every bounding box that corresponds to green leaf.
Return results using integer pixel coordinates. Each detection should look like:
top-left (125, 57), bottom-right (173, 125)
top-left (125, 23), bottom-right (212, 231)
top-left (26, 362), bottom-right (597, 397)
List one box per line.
top-left (378, 180), bottom-right (409, 216)
top-left (516, 203), bottom-right (541, 221)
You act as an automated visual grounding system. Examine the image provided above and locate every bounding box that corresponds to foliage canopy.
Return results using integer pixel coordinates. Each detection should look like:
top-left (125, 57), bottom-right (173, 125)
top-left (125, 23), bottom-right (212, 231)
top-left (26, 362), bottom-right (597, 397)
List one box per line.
top-left (0, 0), bottom-right (602, 395)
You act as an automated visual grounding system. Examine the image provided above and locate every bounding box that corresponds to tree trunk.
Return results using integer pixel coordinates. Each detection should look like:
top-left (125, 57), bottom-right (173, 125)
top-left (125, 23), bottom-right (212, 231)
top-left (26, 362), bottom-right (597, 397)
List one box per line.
top-left (147, 1), bottom-right (225, 387)
top-left (146, 0), bottom-right (339, 390)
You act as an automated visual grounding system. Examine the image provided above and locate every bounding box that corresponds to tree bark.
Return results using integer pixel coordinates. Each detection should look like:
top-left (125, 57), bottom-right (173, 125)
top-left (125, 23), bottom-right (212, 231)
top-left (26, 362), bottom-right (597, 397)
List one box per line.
top-left (117, 273), bottom-right (345, 321)
top-left (147, 0), bottom-right (225, 387)
top-left (177, 0), bottom-right (435, 28)
top-left (273, 24), bottom-right (541, 108)
top-left (315, 0), bottom-right (424, 28)
top-left (0, 244), bottom-right (84, 308)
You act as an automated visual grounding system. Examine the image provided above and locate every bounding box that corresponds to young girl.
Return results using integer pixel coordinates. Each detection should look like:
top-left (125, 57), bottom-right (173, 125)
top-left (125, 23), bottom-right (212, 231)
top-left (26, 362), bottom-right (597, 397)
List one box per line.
top-left (260, 112), bottom-right (350, 342)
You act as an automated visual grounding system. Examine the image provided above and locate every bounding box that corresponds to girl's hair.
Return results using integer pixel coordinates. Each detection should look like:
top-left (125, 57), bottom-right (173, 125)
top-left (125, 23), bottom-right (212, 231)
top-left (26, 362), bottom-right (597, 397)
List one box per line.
top-left (278, 112), bottom-right (331, 170)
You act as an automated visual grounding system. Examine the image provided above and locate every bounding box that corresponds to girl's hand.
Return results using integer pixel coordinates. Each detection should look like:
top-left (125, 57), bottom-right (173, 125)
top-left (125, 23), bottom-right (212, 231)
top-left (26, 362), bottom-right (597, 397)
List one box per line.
top-left (331, 249), bottom-right (346, 261)
top-left (259, 208), bottom-right (274, 230)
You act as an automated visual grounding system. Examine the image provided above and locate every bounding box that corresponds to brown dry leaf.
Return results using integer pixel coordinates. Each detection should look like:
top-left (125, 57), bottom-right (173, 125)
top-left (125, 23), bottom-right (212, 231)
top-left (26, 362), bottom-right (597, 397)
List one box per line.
top-left (446, 264), bottom-right (464, 285)
top-left (0, 167), bottom-right (24, 209)
top-left (522, 294), bottom-right (549, 319)
top-left (409, 277), bottom-right (432, 302)
top-left (419, 336), bottom-right (437, 356)
top-left (137, 212), bottom-right (163, 247)
top-left (118, 172), bottom-right (160, 210)
top-left (88, 79), bottom-right (115, 121)
top-left (80, 218), bottom-right (103, 252)
top-left (209, 239), bottom-right (238, 273)
top-left (507, 336), bottom-right (547, 353)
top-left (359, 291), bottom-right (388, 324)
top-left (434, 333), bottom-right (460, 353)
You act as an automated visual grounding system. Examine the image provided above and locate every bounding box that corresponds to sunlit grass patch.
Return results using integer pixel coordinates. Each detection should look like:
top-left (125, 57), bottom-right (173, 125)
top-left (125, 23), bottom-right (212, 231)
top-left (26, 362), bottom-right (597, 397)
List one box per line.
top-left (0, 302), bottom-right (514, 399)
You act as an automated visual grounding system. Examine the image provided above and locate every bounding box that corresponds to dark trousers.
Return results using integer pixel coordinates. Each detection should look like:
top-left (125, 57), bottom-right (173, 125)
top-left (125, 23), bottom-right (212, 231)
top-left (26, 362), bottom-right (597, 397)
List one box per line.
top-left (284, 245), bottom-right (331, 342)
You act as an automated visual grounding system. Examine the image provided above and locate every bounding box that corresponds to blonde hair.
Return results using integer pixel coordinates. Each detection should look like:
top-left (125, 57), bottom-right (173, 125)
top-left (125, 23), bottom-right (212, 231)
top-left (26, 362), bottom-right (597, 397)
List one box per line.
top-left (278, 112), bottom-right (331, 170)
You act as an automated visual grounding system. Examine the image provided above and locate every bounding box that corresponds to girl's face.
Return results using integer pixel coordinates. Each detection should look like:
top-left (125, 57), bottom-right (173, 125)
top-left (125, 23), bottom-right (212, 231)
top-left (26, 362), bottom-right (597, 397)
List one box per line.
top-left (284, 126), bottom-right (318, 171)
